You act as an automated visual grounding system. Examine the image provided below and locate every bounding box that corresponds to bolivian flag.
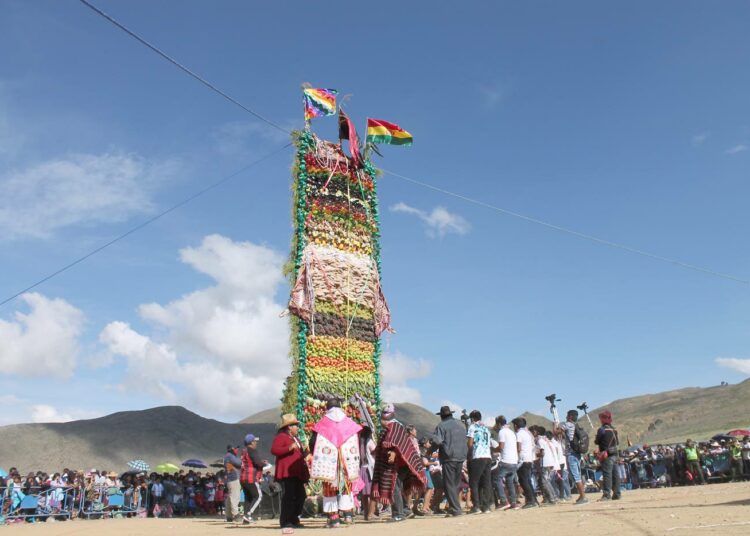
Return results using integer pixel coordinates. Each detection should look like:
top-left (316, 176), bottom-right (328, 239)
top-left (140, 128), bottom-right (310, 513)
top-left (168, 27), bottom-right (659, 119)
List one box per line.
top-left (366, 118), bottom-right (413, 146)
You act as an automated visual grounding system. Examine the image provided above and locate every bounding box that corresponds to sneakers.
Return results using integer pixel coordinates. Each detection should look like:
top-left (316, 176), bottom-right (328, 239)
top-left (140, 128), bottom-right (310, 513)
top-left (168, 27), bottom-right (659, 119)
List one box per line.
top-left (521, 503), bottom-right (538, 509)
top-left (500, 504), bottom-right (512, 511)
top-left (575, 497), bottom-right (589, 505)
top-left (388, 516), bottom-right (404, 523)
top-left (242, 515), bottom-right (255, 524)
top-left (510, 504), bottom-right (521, 510)
top-left (468, 508), bottom-right (481, 515)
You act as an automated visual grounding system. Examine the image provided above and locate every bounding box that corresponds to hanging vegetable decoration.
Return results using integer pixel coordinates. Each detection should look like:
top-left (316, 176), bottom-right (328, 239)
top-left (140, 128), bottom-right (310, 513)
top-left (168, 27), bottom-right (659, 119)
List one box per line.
top-left (283, 127), bottom-right (386, 435)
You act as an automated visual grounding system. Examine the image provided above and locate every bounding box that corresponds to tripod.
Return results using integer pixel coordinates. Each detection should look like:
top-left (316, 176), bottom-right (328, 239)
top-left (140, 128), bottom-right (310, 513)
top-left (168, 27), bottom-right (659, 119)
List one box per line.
top-left (546, 394), bottom-right (561, 425)
top-left (578, 403), bottom-right (595, 430)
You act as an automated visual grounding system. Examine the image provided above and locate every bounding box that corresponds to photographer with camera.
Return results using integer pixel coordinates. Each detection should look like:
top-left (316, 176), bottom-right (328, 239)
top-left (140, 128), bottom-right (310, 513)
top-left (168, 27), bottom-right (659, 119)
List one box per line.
top-left (561, 409), bottom-right (589, 505)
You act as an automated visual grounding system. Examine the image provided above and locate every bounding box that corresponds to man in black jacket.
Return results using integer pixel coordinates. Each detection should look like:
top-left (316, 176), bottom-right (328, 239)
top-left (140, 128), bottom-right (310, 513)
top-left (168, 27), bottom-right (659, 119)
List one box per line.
top-left (431, 406), bottom-right (468, 517)
top-left (595, 411), bottom-right (621, 501)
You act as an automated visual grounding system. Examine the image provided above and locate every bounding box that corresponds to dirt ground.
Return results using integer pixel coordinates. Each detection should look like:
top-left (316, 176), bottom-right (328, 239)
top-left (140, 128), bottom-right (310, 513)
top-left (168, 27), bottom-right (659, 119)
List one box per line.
top-left (4, 483), bottom-right (750, 535)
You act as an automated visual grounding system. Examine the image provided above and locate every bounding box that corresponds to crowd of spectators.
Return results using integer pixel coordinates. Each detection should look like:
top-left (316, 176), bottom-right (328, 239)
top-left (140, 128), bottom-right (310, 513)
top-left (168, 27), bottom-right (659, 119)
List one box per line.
top-left (1, 422), bottom-right (748, 526)
top-left (0, 465), bottom-right (280, 524)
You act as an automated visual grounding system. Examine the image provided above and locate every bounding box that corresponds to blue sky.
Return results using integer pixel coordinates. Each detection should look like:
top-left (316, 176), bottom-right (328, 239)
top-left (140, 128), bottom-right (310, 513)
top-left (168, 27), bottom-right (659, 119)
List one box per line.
top-left (1, 0), bottom-right (750, 425)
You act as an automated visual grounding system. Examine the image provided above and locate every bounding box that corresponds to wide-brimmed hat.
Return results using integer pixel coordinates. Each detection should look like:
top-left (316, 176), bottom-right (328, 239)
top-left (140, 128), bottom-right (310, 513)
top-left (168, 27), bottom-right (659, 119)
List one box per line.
top-left (436, 405), bottom-right (455, 418)
top-left (107, 471), bottom-right (118, 478)
top-left (278, 413), bottom-right (299, 429)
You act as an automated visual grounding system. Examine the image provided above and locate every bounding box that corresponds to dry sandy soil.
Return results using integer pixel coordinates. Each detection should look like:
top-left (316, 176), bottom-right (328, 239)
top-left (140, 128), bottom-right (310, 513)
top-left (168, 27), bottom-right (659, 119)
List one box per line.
top-left (4, 483), bottom-right (750, 535)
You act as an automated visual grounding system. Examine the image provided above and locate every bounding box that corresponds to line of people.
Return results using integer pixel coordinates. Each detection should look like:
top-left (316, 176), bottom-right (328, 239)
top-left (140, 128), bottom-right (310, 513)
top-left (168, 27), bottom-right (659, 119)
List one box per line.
top-left (262, 401), bottom-right (622, 533)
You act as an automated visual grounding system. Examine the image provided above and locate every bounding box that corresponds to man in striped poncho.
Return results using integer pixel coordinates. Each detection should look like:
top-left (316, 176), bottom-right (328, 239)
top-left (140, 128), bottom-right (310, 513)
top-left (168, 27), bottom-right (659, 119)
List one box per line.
top-left (371, 403), bottom-right (426, 522)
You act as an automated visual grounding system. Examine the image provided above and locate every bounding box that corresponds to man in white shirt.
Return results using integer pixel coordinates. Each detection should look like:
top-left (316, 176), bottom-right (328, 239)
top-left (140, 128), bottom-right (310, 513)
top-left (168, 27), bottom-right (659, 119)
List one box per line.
top-left (512, 417), bottom-right (539, 508)
top-left (532, 427), bottom-right (558, 505)
top-left (494, 416), bottom-right (520, 510)
top-left (551, 430), bottom-right (571, 500)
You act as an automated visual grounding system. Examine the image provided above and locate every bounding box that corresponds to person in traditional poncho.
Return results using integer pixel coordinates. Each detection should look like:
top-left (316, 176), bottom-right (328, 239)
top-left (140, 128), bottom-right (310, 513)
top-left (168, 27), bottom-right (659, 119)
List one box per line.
top-left (372, 403), bottom-right (427, 522)
top-left (308, 398), bottom-right (362, 528)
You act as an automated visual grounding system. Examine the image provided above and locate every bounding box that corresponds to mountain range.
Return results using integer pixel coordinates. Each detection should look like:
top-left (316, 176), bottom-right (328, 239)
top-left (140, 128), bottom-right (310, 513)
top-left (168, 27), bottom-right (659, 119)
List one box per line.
top-left (1, 379), bottom-right (748, 472)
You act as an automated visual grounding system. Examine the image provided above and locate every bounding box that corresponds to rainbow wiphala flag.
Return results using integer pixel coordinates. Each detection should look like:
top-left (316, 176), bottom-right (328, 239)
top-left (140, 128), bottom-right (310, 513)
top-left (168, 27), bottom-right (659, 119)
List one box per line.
top-left (303, 88), bottom-right (337, 121)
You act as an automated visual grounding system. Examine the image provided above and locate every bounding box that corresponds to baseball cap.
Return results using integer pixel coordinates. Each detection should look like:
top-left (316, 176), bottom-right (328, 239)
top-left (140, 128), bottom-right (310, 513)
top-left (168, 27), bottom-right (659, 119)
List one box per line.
top-left (244, 433), bottom-right (259, 445)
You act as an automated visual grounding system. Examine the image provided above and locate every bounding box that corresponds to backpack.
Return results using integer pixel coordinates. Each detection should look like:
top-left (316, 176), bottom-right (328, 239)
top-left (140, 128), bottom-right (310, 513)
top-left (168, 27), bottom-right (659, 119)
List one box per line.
top-left (571, 423), bottom-right (590, 454)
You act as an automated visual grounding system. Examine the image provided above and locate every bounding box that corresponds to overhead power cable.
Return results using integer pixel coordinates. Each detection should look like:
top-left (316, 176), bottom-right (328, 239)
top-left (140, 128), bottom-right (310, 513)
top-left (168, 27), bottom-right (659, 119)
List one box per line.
top-left (75, 0), bottom-right (748, 286)
top-left (382, 168), bottom-right (749, 286)
top-left (0, 143), bottom-right (292, 307)
top-left (77, 0), bottom-right (291, 135)
top-left (4, 0), bottom-right (735, 307)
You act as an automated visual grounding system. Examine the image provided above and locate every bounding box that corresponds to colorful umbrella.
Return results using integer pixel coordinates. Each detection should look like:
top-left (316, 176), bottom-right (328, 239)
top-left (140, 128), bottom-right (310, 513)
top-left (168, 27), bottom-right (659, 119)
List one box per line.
top-left (155, 463), bottom-right (180, 474)
top-left (727, 429), bottom-right (750, 437)
top-left (0, 467), bottom-right (7, 478)
top-left (127, 460), bottom-right (150, 472)
top-left (182, 459), bottom-right (207, 468)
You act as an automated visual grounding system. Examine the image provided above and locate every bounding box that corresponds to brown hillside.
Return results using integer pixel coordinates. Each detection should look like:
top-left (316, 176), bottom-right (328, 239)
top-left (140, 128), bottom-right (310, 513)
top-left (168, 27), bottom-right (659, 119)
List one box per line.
top-left (0, 406), bottom-right (275, 473)
top-left (591, 378), bottom-right (750, 444)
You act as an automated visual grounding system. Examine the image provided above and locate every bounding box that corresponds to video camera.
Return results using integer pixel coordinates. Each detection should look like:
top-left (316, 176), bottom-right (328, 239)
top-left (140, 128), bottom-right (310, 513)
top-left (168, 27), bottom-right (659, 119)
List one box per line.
top-left (545, 394), bottom-right (561, 424)
top-left (460, 409), bottom-right (470, 431)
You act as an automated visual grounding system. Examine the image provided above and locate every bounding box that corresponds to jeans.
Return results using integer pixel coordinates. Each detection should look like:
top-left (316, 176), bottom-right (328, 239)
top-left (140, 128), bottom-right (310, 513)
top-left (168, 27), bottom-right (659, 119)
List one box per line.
top-left (556, 464), bottom-right (571, 499)
top-left (441, 460), bottom-right (463, 515)
top-left (494, 462), bottom-right (518, 506)
top-left (391, 466), bottom-right (408, 519)
top-left (517, 462), bottom-right (537, 505)
top-left (540, 467), bottom-right (558, 502)
top-left (600, 456), bottom-right (621, 498)
top-left (468, 458), bottom-right (492, 512)
top-left (567, 453), bottom-right (582, 483)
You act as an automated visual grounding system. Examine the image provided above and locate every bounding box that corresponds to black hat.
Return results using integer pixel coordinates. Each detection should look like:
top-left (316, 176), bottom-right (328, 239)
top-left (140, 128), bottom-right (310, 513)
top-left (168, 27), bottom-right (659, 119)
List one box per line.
top-left (436, 405), bottom-right (455, 417)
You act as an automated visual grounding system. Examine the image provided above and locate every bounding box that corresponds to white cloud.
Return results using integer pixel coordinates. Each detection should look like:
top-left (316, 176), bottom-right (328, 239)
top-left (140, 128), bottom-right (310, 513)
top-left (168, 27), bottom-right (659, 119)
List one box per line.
top-left (212, 120), bottom-right (290, 156)
top-left (0, 293), bottom-right (84, 378)
top-left (29, 404), bottom-right (99, 424)
top-left (691, 132), bottom-right (709, 146)
top-left (380, 351), bottom-right (432, 404)
top-left (440, 400), bottom-right (464, 414)
top-left (99, 234), bottom-right (290, 419)
top-left (725, 144), bottom-right (748, 155)
top-left (716, 357), bottom-right (750, 375)
top-left (390, 202), bottom-right (470, 238)
top-left (0, 152), bottom-right (179, 239)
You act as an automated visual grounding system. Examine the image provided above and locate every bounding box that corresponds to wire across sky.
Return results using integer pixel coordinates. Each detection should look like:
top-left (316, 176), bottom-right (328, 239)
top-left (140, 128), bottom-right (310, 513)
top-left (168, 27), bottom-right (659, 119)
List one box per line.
top-left (2, 0), bottom-right (746, 307)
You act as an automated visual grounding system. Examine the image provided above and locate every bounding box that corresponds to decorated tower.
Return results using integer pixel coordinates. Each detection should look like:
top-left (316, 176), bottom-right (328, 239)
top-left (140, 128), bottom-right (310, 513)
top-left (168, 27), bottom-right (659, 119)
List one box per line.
top-left (282, 88), bottom-right (409, 435)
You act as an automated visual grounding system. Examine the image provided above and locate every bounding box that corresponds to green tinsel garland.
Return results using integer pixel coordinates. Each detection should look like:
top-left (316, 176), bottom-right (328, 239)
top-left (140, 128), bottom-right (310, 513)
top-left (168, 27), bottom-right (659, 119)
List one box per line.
top-left (292, 131), bottom-right (313, 431)
top-left (363, 159), bottom-right (383, 410)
